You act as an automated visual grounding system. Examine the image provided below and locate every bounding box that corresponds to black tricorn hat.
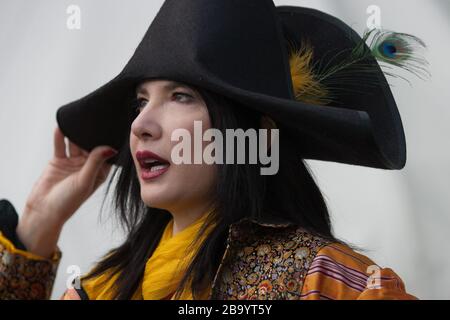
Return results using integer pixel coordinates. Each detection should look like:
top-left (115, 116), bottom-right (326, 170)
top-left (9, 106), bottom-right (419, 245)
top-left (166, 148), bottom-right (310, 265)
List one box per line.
top-left (56, 0), bottom-right (407, 170)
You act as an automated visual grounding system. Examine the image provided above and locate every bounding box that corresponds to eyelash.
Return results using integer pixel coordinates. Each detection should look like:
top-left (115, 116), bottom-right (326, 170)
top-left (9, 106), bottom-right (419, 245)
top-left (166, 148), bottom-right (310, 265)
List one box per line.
top-left (131, 92), bottom-right (194, 114)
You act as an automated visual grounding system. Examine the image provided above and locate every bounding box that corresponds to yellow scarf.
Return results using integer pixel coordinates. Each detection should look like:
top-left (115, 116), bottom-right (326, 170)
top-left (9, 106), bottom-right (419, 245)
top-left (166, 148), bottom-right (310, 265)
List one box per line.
top-left (142, 212), bottom-right (212, 300)
top-left (81, 212), bottom-right (213, 300)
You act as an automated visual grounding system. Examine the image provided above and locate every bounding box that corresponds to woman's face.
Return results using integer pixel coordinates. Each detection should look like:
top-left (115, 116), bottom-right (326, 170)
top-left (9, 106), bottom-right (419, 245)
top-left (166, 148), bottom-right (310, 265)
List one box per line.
top-left (130, 79), bottom-right (216, 213)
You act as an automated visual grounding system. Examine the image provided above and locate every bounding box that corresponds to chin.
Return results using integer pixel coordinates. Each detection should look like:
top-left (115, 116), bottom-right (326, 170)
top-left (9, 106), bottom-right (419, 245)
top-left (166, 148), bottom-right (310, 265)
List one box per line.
top-left (140, 188), bottom-right (175, 211)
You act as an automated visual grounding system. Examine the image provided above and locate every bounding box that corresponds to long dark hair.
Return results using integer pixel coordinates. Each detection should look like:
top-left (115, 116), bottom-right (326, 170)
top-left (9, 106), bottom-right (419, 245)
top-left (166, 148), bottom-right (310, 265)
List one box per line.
top-left (83, 85), bottom-right (344, 299)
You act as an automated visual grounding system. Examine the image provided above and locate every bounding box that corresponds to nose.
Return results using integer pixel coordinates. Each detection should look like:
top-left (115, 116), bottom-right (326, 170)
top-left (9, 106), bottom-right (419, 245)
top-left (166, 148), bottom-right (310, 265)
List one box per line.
top-left (130, 101), bottom-right (163, 141)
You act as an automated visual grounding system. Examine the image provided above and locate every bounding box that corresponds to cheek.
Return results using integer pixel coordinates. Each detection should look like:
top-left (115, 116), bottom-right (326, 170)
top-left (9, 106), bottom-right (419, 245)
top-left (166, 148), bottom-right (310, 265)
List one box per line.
top-left (129, 134), bottom-right (138, 164)
top-left (170, 163), bottom-right (217, 205)
top-left (165, 108), bottom-right (215, 192)
top-left (129, 134), bottom-right (137, 150)
top-left (165, 105), bottom-right (211, 134)
top-left (164, 106), bottom-right (212, 159)
top-left (198, 163), bottom-right (217, 191)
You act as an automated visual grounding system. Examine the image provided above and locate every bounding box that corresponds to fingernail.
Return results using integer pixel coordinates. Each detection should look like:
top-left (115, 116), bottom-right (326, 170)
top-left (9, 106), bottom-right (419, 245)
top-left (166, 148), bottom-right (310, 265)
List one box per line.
top-left (102, 149), bottom-right (118, 158)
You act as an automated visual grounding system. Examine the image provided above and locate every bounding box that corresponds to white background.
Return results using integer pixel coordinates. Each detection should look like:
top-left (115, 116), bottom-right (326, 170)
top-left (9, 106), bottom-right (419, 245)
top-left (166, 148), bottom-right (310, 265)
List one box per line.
top-left (0, 0), bottom-right (449, 299)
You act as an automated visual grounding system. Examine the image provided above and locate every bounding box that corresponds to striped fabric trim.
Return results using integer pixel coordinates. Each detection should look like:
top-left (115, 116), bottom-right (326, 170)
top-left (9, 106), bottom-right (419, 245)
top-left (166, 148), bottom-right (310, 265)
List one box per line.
top-left (311, 255), bottom-right (369, 284)
top-left (307, 268), bottom-right (365, 292)
top-left (300, 243), bottom-right (417, 300)
top-left (324, 246), bottom-right (405, 291)
top-left (300, 290), bottom-right (334, 300)
top-left (304, 244), bottom-right (376, 294)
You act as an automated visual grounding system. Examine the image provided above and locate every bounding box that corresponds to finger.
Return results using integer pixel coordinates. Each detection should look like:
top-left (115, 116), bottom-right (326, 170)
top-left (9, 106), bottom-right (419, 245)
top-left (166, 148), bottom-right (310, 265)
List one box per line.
top-left (68, 141), bottom-right (82, 157)
top-left (97, 163), bottom-right (112, 181)
top-left (93, 163), bottom-right (113, 190)
top-left (77, 147), bottom-right (89, 157)
top-left (101, 163), bottom-right (113, 177)
top-left (78, 146), bottom-right (117, 190)
top-left (54, 127), bottom-right (67, 159)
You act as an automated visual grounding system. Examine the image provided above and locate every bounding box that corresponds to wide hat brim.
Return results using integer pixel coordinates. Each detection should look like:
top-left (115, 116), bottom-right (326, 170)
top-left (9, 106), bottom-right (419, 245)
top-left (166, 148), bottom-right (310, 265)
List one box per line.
top-left (56, 3), bottom-right (406, 170)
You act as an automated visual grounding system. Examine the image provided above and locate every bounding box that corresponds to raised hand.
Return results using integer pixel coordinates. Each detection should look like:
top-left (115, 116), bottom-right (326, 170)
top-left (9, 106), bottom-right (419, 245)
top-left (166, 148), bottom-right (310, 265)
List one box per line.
top-left (16, 127), bottom-right (117, 259)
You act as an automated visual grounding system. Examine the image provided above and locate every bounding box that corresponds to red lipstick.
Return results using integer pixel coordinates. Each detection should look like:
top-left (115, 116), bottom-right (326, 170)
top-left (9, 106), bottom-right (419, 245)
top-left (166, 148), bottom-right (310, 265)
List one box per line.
top-left (136, 150), bottom-right (170, 180)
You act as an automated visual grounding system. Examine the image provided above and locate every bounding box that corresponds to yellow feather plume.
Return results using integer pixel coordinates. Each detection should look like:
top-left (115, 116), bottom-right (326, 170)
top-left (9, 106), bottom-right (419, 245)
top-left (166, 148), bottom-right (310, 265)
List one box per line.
top-left (289, 44), bottom-right (330, 105)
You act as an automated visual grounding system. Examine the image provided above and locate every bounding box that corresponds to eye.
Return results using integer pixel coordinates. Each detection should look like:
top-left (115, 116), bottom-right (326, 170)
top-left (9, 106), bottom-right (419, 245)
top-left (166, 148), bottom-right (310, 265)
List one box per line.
top-left (173, 92), bottom-right (194, 103)
top-left (132, 97), bottom-right (147, 114)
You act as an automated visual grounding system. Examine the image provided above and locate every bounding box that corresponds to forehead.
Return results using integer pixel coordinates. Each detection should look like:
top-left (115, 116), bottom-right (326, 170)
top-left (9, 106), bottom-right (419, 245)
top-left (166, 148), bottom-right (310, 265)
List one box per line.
top-left (135, 79), bottom-right (194, 94)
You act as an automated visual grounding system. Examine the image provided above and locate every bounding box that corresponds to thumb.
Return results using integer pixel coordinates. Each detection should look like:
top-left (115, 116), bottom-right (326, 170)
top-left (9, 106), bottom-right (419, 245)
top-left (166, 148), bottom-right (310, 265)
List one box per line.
top-left (78, 146), bottom-right (117, 190)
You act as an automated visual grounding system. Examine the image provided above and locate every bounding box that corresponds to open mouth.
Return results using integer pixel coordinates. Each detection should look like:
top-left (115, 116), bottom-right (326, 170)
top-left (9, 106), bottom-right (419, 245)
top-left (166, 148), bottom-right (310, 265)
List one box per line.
top-left (140, 158), bottom-right (170, 172)
top-left (136, 150), bottom-right (170, 179)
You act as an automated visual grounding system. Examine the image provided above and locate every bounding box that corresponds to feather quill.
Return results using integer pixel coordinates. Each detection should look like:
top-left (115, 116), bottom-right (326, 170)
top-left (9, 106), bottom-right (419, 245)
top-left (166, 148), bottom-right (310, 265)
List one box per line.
top-left (288, 28), bottom-right (429, 105)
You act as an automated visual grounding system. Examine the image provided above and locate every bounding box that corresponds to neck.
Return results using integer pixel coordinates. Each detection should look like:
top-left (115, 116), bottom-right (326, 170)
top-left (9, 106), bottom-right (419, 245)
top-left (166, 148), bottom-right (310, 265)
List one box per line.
top-left (169, 202), bottom-right (212, 237)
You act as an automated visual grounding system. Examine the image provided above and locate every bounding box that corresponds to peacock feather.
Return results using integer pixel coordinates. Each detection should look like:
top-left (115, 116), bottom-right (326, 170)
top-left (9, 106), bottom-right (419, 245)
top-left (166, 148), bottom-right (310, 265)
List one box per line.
top-left (354, 28), bottom-right (430, 81)
top-left (289, 28), bottom-right (429, 105)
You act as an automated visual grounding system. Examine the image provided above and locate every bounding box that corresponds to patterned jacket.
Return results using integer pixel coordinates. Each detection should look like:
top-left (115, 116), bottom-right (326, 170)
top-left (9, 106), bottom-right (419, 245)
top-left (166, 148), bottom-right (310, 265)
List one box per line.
top-left (0, 199), bottom-right (417, 300)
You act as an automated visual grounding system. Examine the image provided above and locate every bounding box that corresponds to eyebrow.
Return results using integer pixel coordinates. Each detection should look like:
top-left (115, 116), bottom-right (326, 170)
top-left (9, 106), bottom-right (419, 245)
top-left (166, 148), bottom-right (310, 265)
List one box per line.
top-left (135, 81), bottom-right (193, 96)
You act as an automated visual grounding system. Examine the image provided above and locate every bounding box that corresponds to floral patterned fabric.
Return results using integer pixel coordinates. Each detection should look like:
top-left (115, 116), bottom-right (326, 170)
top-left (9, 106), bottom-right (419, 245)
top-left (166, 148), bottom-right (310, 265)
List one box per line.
top-left (209, 218), bottom-right (330, 299)
top-left (0, 206), bottom-right (416, 300)
top-left (0, 231), bottom-right (61, 299)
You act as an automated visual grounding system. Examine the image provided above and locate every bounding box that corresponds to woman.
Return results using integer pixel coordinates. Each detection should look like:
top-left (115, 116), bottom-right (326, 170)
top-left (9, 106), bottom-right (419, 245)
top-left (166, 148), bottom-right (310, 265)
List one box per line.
top-left (0, 1), bottom-right (421, 300)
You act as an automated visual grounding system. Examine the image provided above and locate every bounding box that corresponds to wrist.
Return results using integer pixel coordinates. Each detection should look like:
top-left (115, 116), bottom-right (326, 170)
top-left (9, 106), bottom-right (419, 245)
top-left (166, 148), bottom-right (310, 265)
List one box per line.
top-left (16, 208), bottom-right (64, 259)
